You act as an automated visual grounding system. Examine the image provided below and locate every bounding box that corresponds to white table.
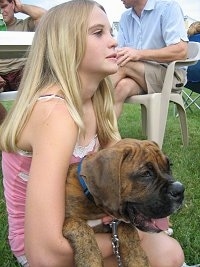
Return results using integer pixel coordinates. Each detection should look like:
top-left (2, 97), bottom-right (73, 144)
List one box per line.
top-left (0, 31), bottom-right (34, 100)
top-left (0, 31), bottom-right (34, 58)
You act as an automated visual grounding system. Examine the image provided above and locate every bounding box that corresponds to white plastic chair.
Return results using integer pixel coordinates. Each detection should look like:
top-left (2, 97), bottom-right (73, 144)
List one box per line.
top-left (0, 91), bottom-right (18, 101)
top-left (0, 32), bottom-right (33, 103)
top-left (125, 42), bottom-right (200, 148)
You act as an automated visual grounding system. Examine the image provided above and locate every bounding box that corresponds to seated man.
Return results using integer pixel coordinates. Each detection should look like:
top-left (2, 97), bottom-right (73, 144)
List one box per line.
top-left (112, 0), bottom-right (188, 118)
top-left (0, 0), bottom-right (46, 92)
top-left (0, 0), bottom-right (46, 123)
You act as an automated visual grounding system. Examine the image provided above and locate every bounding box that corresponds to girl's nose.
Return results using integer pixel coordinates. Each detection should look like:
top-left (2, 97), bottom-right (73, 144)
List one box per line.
top-left (110, 35), bottom-right (118, 48)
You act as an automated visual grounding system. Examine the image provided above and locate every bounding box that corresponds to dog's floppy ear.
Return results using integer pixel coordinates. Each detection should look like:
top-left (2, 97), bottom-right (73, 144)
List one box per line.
top-left (80, 145), bottom-right (133, 217)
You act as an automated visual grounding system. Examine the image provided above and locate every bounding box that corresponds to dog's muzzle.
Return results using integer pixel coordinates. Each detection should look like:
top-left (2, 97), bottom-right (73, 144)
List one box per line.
top-left (123, 181), bottom-right (185, 233)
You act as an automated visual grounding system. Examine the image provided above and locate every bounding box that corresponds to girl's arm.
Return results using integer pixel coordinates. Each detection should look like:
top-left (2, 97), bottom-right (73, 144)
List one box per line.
top-left (23, 99), bottom-right (115, 267)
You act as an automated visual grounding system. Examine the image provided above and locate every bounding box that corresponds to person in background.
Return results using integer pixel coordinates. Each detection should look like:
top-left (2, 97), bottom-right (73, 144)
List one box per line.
top-left (0, 0), bottom-right (46, 123)
top-left (187, 21), bottom-right (200, 37)
top-left (0, 99), bottom-right (7, 123)
top-left (112, 0), bottom-right (188, 118)
top-left (0, 0), bottom-right (186, 266)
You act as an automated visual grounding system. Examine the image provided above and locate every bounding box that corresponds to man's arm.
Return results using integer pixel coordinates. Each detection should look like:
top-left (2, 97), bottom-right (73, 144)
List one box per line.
top-left (14, 0), bottom-right (46, 26)
top-left (136, 41), bottom-right (188, 63)
top-left (117, 41), bottom-right (188, 67)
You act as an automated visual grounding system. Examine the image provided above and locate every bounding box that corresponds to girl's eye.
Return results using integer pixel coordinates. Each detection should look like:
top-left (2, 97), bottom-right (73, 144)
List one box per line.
top-left (94, 30), bottom-right (103, 36)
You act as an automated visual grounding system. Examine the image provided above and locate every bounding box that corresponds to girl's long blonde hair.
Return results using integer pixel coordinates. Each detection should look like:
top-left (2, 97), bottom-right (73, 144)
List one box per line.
top-left (0, 0), bottom-right (120, 152)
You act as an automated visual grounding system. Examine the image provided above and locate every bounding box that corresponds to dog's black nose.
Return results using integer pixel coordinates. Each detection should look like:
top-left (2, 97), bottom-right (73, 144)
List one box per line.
top-left (167, 181), bottom-right (185, 199)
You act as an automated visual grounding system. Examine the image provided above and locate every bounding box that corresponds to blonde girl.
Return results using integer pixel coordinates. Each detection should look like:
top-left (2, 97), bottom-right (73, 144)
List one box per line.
top-left (0, 1), bottom-right (185, 266)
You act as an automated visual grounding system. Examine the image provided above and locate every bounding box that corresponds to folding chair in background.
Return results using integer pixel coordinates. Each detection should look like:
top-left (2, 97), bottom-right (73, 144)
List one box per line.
top-left (183, 33), bottom-right (200, 111)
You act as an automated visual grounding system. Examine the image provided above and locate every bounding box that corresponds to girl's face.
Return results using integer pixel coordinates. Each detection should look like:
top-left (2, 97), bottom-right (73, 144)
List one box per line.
top-left (79, 5), bottom-right (118, 80)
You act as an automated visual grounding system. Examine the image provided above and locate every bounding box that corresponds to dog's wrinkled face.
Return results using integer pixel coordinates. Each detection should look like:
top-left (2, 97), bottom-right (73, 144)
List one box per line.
top-left (119, 140), bottom-right (184, 232)
top-left (81, 138), bottom-right (185, 233)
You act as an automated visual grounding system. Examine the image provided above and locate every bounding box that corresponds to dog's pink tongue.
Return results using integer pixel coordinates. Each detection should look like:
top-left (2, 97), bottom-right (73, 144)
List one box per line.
top-left (153, 218), bottom-right (169, 231)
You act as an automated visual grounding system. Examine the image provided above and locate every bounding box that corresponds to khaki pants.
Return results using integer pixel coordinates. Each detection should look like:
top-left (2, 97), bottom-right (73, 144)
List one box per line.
top-left (144, 61), bottom-right (187, 94)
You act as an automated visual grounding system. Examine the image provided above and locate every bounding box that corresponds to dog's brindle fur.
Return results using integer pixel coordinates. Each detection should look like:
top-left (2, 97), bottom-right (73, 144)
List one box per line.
top-left (63, 139), bottom-right (184, 267)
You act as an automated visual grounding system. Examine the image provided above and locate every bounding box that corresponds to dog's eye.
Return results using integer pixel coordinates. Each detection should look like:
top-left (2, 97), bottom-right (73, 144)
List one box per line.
top-left (142, 163), bottom-right (154, 177)
top-left (141, 170), bottom-right (153, 178)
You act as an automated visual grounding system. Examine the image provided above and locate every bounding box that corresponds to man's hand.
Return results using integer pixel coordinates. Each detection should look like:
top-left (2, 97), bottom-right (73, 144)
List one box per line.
top-left (13, 0), bottom-right (23, 13)
top-left (117, 47), bottom-right (141, 66)
top-left (12, 0), bottom-right (46, 25)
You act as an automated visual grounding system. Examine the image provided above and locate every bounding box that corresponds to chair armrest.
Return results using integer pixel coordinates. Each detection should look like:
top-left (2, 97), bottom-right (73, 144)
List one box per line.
top-left (174, 59), bottom-right (199, 68)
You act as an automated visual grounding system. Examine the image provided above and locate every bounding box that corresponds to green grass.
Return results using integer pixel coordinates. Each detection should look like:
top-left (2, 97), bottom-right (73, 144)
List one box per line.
top-left (0, 93), bottom-right (200, 266)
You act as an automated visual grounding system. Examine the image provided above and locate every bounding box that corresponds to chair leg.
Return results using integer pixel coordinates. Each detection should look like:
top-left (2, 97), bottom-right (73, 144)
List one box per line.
top-left (183, 91), bottom-right (200, 111)
top-left (183, 90), bottom-right (192, 109)
top-left (176, 104), bottom-right (188, 146)
top-left (188, 94), bottom-right (200, 110)
top-left (140, 104), bottom-right (147, 136)
top-left (146, 97), bottom-right (163, 148)
top-left (170, 93), bottom-right (189, 146)
top-left (193, 95), bottom-right (200, 109)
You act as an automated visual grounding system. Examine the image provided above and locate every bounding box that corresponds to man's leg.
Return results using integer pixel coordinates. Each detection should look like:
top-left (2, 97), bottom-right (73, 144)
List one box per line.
top-left (113, 77), bottom-right (143, 118)
top-left (111, 61), bottom-right (147, 118)
top-left (0, 75), bottom-right (6, 92)
top-left (1, 68), bottom-right (23, 92)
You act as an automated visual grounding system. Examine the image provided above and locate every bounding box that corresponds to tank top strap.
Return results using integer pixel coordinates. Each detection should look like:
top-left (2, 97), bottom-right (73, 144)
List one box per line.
top-left (38, 94), bottom-right (65, 101)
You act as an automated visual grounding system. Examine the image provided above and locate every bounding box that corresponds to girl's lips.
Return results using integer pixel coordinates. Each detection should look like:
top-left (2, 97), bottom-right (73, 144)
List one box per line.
top-left (106, 53), bottom-right (117, 59)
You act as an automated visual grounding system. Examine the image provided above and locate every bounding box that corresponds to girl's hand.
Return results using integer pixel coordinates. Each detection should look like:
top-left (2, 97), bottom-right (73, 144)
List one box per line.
top-left (102, 215), bottom-right (114, 225)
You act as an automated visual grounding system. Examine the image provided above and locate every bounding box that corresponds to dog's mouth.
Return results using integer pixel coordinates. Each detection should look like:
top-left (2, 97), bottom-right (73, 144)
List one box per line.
top-left (123, 203), bottom-right (169, 233)
top-left (131, 212), bottom-right (169, 233)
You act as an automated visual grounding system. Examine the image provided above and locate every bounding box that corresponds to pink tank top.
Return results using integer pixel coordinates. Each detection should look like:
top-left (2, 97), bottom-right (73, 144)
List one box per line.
top-left (2, 95), bottom-right (99, 257)
top-left (2, 136), bottom-right (98, 257)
